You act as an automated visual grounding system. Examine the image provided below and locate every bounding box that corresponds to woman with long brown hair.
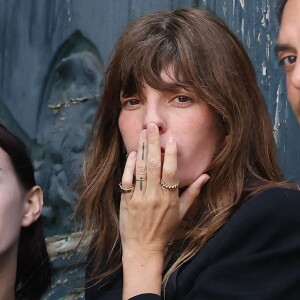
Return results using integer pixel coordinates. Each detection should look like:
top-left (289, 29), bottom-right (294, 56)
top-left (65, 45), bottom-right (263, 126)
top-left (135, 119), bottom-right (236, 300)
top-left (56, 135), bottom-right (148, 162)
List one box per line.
top-left (76, 8), bottom-right (300, 299)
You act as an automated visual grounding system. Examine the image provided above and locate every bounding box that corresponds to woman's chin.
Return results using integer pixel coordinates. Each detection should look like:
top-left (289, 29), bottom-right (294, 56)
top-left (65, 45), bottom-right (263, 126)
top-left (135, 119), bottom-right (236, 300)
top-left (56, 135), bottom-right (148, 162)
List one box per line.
top-left (178, 172), bottom-right (204, 188)
top-left (178, 177), bottom-right (193, 188)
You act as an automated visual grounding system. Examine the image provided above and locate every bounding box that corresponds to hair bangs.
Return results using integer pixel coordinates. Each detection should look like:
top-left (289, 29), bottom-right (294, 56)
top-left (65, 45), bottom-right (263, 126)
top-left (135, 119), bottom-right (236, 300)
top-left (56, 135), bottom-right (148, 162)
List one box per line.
top-left (120, 37), bottom-right (196, 98)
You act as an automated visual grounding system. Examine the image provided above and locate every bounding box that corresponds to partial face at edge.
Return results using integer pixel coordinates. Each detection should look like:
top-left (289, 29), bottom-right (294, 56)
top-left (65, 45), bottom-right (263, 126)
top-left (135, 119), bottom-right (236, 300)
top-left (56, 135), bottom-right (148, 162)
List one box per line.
top-left (118, 69), bottom-right (225, 187)
top-left (0, 148), bottom-right (26, 257)
top-left (277, 0), bottom-right (300, 123)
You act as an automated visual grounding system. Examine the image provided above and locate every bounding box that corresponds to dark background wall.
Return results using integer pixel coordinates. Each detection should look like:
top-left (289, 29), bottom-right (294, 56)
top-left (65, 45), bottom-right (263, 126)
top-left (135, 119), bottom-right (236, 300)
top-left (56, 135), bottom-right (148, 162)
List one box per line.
top-left (0, 0), bottom-right (299, 298)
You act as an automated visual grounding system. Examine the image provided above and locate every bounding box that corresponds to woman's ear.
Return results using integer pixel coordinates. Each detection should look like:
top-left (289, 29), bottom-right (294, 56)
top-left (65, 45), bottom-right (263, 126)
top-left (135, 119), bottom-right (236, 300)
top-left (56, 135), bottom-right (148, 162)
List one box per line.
top-left (22, 186), bottom-right (43, 227)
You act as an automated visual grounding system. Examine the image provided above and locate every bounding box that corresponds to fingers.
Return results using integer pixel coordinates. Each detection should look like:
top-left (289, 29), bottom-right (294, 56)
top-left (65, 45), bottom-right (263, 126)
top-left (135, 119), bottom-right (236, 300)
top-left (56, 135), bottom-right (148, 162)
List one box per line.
top-left (122, 124), bottom-right (179, 198)
top-left (161, 136), bottom-right (177, 193)
top-left (179, 174), bottom-right (210, 219)
top-left (121, 151), bottom-right (137, 195)
top-left (146, 124), bottom-right (161, 188)
top-left (135, 129), bottom-right (147, 192)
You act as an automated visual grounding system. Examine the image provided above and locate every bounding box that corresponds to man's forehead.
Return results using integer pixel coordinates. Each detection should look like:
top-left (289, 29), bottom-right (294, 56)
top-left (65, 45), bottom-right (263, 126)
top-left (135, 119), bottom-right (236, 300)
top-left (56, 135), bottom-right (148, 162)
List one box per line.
top-left (278, 1), bottom-right (300, 46)
top-left (280, 0), bottom-right (300, 24)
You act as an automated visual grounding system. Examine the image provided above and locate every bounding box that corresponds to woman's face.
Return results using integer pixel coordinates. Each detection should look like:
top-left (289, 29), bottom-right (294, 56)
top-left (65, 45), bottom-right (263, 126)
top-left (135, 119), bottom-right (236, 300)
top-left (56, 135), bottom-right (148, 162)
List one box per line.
top-left (0, 147), bottom-right (25, 257)
top-left (118, 71), bottom-right (225, 187)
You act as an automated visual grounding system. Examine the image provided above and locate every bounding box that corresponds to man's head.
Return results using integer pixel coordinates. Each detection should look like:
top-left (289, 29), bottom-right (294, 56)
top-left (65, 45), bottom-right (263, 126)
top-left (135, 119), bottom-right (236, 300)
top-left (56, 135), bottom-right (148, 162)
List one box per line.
top-left (276, 0), bottom-right (300, 124)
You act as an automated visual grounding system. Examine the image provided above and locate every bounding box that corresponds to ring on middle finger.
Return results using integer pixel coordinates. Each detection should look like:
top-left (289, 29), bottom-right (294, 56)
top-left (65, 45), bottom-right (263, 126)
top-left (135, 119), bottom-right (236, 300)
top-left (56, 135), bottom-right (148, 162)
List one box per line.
top-left (160, 179), bottom-right (179, 191)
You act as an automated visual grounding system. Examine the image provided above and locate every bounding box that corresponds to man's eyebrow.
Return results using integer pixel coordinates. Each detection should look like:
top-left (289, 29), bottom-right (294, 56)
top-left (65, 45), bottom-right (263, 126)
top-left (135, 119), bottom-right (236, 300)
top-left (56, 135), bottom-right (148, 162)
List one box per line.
top-left (275, 43), bottom-right (295, 55)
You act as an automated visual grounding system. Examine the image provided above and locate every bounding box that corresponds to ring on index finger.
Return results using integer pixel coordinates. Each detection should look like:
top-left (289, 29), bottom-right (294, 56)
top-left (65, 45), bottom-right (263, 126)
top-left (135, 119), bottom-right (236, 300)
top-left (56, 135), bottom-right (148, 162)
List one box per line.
top-left (119, 183), bottom-right (134, 193)
top-left (160, 179), bottom-right (179, 191)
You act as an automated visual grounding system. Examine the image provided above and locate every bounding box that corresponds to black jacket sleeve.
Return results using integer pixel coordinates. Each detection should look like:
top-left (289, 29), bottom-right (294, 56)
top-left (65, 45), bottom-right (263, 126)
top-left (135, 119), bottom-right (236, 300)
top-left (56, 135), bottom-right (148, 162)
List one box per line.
top-left (129, 294), bottom-right (161, 300)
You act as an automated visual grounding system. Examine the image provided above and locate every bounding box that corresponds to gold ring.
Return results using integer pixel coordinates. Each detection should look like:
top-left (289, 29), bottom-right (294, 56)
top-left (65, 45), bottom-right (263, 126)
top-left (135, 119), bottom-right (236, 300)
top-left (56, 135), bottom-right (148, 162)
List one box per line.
top-left (160, 179), bottom-right (179, 191)
top-left (119, 183), bottom-right (134, 193)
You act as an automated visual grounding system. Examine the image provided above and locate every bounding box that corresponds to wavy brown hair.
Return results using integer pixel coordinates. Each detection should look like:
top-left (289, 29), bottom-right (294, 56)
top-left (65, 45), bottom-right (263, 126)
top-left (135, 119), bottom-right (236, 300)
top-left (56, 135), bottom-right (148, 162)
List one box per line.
top-left (75, 8), bottom-right (288, 288)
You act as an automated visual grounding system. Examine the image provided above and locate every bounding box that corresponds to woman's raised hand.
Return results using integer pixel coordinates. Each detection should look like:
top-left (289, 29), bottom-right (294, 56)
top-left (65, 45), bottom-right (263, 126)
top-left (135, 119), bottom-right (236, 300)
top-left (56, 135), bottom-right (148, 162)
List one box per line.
top-left (119, 123), bottom-right (209, 298)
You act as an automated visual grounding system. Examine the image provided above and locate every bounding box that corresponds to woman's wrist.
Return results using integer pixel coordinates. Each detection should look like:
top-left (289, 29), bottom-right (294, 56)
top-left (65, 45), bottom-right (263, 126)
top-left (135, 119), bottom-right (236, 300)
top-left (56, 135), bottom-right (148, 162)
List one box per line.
top-left (122, 249), bottom-right (164, 279)
top-left (122, 250), bottom-right (164, 299)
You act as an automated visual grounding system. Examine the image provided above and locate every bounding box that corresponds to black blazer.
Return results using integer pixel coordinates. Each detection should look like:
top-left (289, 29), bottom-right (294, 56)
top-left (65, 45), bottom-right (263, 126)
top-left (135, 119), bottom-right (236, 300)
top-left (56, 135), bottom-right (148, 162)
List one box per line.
top-left (86, 188), bottom-right (300, 300)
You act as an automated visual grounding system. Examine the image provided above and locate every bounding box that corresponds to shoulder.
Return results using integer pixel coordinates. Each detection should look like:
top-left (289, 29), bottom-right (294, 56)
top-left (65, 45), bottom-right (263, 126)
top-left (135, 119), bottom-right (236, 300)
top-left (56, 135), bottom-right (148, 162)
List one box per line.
top-left (246, 187), bottom-right (300, 206)
top-left (221, 187), bottom-right (300, 250)
top-left (231, 187), bottom-right (300, 224)
top-left (173, 188), bottom-right (300, 299)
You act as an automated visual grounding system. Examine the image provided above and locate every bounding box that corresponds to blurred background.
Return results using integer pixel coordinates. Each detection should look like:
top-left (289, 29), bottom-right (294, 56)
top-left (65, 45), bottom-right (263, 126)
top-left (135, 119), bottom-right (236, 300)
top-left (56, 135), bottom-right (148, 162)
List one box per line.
top-left (0, 0), bottom-right (299, 298)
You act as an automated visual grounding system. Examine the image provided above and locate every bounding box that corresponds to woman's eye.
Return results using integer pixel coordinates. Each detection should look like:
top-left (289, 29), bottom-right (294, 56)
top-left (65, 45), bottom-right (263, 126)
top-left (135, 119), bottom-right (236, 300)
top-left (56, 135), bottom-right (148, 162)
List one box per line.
top-left (122, 98), bottom-right (141, 108)
top-left (172, 95), bottom-right (193, 106)
top-left (279, 55), bottom-right (297, 69)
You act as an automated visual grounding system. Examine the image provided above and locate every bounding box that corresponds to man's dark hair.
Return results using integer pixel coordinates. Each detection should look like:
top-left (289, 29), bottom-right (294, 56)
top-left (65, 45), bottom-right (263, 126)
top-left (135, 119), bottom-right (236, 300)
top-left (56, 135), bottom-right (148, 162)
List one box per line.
top-left (277, 0), bottom-right (288, 24)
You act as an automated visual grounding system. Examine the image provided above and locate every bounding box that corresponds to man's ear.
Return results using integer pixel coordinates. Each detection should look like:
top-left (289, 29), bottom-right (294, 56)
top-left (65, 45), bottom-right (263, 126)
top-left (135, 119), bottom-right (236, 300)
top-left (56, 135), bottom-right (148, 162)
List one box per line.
top-left (22, 186), bottom-right (43, 227)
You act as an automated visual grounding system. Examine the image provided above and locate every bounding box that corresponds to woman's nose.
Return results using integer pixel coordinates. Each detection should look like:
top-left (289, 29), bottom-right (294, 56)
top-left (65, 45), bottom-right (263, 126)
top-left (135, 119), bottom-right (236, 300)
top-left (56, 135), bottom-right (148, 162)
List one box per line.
top-left (142, 102), bottom-right (166, 133)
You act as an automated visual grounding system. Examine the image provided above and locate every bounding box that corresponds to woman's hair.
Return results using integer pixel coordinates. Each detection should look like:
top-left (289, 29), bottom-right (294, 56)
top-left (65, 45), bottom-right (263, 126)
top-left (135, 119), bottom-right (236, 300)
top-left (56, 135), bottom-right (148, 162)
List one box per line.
top-left (75, 8), bottom-right (288, 288)
top-left (0, 124), bottom-right (52, 299)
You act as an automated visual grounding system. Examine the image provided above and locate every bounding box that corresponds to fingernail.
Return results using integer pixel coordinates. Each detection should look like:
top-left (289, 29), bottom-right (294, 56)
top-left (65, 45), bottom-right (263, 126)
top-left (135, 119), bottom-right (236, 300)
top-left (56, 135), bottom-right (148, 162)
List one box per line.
top-left (140, 129), bottom-right (147, 138)
top-left (148, 123), bottom-right (157, 133)
top-left (204, 175), bottom-right (210, 184)
top-left (129, 151), bottom-right (136, 159)
top-left (168, 136), bottom-right (174, 144)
